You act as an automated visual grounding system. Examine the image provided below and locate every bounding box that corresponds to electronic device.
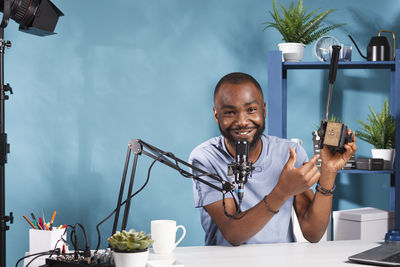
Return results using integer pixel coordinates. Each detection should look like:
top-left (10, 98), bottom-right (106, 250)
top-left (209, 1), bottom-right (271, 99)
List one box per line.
top-left (315, 45), bottom-right (354, 153)
top-left (349, 230), bottom-right (400, 266)
top-left (356, 158), bottom-right (384, 170)
top-left (227, 140), bottom-right (254, 203)
top-left (0, 0), bottom-right (63, 36)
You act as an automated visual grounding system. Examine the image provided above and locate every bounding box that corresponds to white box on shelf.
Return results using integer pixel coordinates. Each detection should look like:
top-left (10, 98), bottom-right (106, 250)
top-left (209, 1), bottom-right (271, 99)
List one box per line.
top-left (333, 207), bottom-right (394, 241)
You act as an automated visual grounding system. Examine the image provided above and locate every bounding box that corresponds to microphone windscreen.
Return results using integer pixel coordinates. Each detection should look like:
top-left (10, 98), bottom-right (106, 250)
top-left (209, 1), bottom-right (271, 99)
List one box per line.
top-left (235, 140), bottom-right (249, 162)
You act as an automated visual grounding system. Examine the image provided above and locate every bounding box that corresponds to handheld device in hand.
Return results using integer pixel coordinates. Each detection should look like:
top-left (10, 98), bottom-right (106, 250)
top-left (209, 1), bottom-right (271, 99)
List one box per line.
top-left (316, 45), bottom-right (353, 153)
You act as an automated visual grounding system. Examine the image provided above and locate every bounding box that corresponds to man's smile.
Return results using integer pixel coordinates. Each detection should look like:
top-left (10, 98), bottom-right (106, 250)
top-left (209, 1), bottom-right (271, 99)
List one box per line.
top-left (231, 127), bottom-right (257, 139)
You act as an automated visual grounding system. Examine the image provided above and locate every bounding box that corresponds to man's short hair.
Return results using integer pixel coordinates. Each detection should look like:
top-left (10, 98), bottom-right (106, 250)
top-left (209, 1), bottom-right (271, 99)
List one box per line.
top-left (214, 72), bottom-right (264, 101)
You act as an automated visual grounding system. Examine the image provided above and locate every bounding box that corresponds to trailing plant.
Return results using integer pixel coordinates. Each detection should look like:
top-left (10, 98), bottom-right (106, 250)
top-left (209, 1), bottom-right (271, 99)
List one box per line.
top-left (355, 99), bottom-right (395, 149)
top-left (108, 229), bottom-right (154, 252)
top-left (263, 0), bottom-right (344, 44)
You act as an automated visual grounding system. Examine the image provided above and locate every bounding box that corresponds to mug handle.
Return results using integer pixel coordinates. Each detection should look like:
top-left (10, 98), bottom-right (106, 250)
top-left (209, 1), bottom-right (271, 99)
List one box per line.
top-left (174, 225), bottom-right (186, 247)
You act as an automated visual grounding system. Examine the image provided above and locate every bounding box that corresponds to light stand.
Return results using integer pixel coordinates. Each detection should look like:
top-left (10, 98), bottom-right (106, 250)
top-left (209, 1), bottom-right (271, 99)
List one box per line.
top-left (0, 2), bottom-right (13, 266)
top-left (111, 139), bottom-right (235, 234)
top-left (0, 0), bottom-right (62, 264)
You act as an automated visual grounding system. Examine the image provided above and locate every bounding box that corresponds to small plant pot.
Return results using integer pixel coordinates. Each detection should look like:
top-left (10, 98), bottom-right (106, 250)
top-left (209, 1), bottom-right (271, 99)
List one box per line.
top-left (278, 42), bottom-right (306, 62)
top-left (371, 148), bottom-right (395, 169)
top-left (112, 249), bottom-right (149, 267)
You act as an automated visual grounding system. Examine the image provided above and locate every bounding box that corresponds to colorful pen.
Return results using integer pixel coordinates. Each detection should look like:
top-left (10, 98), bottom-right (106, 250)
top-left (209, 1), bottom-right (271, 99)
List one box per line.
top-left (37, 222), bottom-right (43, 230)
top-left (30, 213), bottom-right (39, 229)
top-left (23, 215), bottom-right (37, 229)
top-left (50, 211), bottom-right (56, 230)
top-left (42, 208), bottom-right (47, 226)
top-left (39, 217), bottom-right (44, 230)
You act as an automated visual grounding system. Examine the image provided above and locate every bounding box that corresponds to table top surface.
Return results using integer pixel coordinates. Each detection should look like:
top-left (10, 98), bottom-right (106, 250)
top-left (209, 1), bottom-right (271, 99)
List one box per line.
top-left (149, 240), bottom-right (384, 267)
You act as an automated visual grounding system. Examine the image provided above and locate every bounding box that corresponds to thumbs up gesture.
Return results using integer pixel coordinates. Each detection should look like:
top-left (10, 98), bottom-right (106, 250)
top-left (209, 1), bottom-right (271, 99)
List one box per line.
top-left (275, 147), bottom-right (320, 198)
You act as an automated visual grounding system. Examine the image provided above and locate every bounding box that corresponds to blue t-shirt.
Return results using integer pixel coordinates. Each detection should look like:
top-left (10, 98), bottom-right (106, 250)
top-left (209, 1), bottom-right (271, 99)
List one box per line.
top-left (189, 134), bottom-right (309, 245)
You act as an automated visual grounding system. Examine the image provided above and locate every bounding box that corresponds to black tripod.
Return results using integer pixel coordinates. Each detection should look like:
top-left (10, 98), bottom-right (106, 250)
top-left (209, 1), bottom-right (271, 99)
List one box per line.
top-left (0, 2), bottom-right (14, 266)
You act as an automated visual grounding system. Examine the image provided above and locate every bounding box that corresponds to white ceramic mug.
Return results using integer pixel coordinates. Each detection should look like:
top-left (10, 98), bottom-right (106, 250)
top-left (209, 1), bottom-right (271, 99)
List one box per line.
top-left (151, 220), bottom-right (186, 254)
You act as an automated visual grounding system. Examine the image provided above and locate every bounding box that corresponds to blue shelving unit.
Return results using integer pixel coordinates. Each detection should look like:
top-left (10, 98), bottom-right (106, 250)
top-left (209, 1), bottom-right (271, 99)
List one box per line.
top-left (267, 50), bottom-right (400, 227)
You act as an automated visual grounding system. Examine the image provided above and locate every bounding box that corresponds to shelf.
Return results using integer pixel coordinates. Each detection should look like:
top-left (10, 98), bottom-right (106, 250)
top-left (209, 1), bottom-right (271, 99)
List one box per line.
top-left (338, 169), bottom-right (394, 174)
top-left (267, 49), bottom-right (400, 227)
top-left (283, 60), bottom-right (395, 70)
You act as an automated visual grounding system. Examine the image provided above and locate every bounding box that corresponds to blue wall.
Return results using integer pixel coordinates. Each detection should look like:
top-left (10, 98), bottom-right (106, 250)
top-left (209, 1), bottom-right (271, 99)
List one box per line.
top-left (4, 0), bottom-right (399, 264)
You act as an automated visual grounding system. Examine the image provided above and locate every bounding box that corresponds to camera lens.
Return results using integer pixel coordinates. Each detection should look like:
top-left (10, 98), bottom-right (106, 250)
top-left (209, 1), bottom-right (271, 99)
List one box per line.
top-left (11, 0), bottom-right (40, 25)
top-left (0, 0), bottom-right (40, 26)
top-left (0, 0), bottom-right (63, 36)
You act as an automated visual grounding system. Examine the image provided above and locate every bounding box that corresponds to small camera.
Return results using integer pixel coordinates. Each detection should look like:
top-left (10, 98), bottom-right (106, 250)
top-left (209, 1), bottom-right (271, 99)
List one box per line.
top-left (316, 120), bottom-right (353, 153)
top-left (315, 45), bottom-right (354, 154)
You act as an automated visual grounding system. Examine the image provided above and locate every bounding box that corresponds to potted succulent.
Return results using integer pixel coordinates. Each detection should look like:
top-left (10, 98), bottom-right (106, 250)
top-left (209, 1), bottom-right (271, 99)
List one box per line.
top-left (108, 229), bottom-right (154, 267)
top-left (355, 99), bottom-right (396, 168)
top-left (263, 0), bottom-right (344, 62)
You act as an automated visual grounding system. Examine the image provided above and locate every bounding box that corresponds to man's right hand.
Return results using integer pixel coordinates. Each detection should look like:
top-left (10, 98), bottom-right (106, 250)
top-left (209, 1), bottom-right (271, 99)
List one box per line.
top-left (275, 147), bottom-right (320, 199)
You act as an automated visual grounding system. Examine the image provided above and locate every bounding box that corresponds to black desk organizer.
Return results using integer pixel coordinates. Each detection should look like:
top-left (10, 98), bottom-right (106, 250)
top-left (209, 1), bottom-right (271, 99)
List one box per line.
top-left (45, 259), bottom-right (114, 267)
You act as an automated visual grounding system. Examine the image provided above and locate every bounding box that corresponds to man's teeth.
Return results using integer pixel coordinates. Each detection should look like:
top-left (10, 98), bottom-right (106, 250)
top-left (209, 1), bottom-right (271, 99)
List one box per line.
top-left (237, 131), bottom-right (250, 135)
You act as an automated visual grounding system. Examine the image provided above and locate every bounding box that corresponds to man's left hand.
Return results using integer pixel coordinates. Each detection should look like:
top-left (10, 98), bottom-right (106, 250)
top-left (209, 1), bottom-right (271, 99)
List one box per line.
top-left (319, 129), bottom-right (357, 173)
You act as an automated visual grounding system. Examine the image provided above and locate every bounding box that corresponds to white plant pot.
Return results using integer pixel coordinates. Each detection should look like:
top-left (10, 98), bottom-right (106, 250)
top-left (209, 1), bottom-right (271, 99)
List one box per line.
top-left (112, 250), bottom-right (149, 267)
top-left (371, 148), bottom-right (396, 169)
top-left (278, 42), bottom-right (306, 62)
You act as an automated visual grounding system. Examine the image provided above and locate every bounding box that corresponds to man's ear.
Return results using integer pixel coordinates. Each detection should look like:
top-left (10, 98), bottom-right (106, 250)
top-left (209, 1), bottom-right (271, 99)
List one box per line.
top-left (213, 107), bottom-right (219, 124)
top-left (263, 102), bottom-right (267, 118)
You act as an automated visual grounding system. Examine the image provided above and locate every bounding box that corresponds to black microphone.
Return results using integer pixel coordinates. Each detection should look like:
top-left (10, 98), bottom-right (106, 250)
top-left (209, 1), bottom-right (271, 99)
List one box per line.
top-left (228, 140), bottom-right (253, 204)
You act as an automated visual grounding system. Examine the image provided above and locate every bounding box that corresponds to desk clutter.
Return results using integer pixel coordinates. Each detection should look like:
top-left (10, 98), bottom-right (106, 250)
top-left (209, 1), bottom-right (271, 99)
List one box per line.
top-left (21, 218), bottom-right (186, 267)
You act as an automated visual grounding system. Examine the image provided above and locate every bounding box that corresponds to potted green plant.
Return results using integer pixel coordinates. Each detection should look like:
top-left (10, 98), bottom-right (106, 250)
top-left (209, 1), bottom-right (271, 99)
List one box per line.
top-left (355, 98), bottom-right (396, 168)
top-left (263, 0), bottom-right (344, 62)
top-left (108, 229), bottom-right (154, 267)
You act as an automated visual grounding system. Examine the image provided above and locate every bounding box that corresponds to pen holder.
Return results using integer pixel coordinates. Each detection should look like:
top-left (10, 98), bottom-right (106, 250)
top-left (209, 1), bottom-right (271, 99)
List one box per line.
top-left (29, 228), bottom-right (66, 255)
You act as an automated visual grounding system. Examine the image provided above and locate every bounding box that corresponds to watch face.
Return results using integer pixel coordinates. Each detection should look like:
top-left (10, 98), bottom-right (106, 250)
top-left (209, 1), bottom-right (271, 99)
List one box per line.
top-left (314, 36), bottom-right (340, 62)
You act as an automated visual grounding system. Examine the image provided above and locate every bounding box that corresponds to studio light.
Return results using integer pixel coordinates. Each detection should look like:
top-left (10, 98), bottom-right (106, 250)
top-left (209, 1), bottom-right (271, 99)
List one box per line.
top-left (0, 0), bottom-right (63, 36)
top-left (0, 1), bottom-right (64, 267)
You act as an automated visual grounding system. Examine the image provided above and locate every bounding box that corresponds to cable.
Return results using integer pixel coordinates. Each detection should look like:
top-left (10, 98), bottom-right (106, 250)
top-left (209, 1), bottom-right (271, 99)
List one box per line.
top-left (66, 223), bottom-right (89, 252)
top-left (26, 253), bottom-right (48, 267)
top-left (94, 151), bottom-right (170, 253)
top-left (68, 224), bottom-right (79, 259)
top-left (74, 223), bottom-right (91, 261)
top-left (15, 249), bottom-right (58, 267)
top-left (222, 191), bottom-right (241, 219)
top-left (18, 229), bottom-right (68, 267)
top-left (49, 228), bottom-right (68, 258)
top-left (94, 149), bottom-right (241, 253)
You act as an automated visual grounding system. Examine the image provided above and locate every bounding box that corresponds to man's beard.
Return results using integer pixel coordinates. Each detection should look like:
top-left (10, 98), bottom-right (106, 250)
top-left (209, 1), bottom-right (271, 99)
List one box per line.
top-left (219, 121), bottom-right (265, 151)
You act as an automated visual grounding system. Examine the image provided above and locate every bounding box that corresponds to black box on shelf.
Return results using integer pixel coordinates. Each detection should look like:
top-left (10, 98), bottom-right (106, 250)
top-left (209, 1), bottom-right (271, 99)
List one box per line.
top-left (356, 158), bottom-right (384, 170)
top-left (384, 160), bottom-right (393, 170)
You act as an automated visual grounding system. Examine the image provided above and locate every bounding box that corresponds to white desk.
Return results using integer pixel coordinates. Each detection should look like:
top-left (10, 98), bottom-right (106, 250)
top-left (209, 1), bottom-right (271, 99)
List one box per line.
top-left (151, 240), bottom-right (383, 267)
top-left (24, 240), bottom-right (382, 267)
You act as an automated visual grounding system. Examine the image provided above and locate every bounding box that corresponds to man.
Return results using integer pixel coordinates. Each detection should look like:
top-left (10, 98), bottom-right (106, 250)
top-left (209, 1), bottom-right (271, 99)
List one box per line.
top-left (189, 72), bottom-right (357, 246)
